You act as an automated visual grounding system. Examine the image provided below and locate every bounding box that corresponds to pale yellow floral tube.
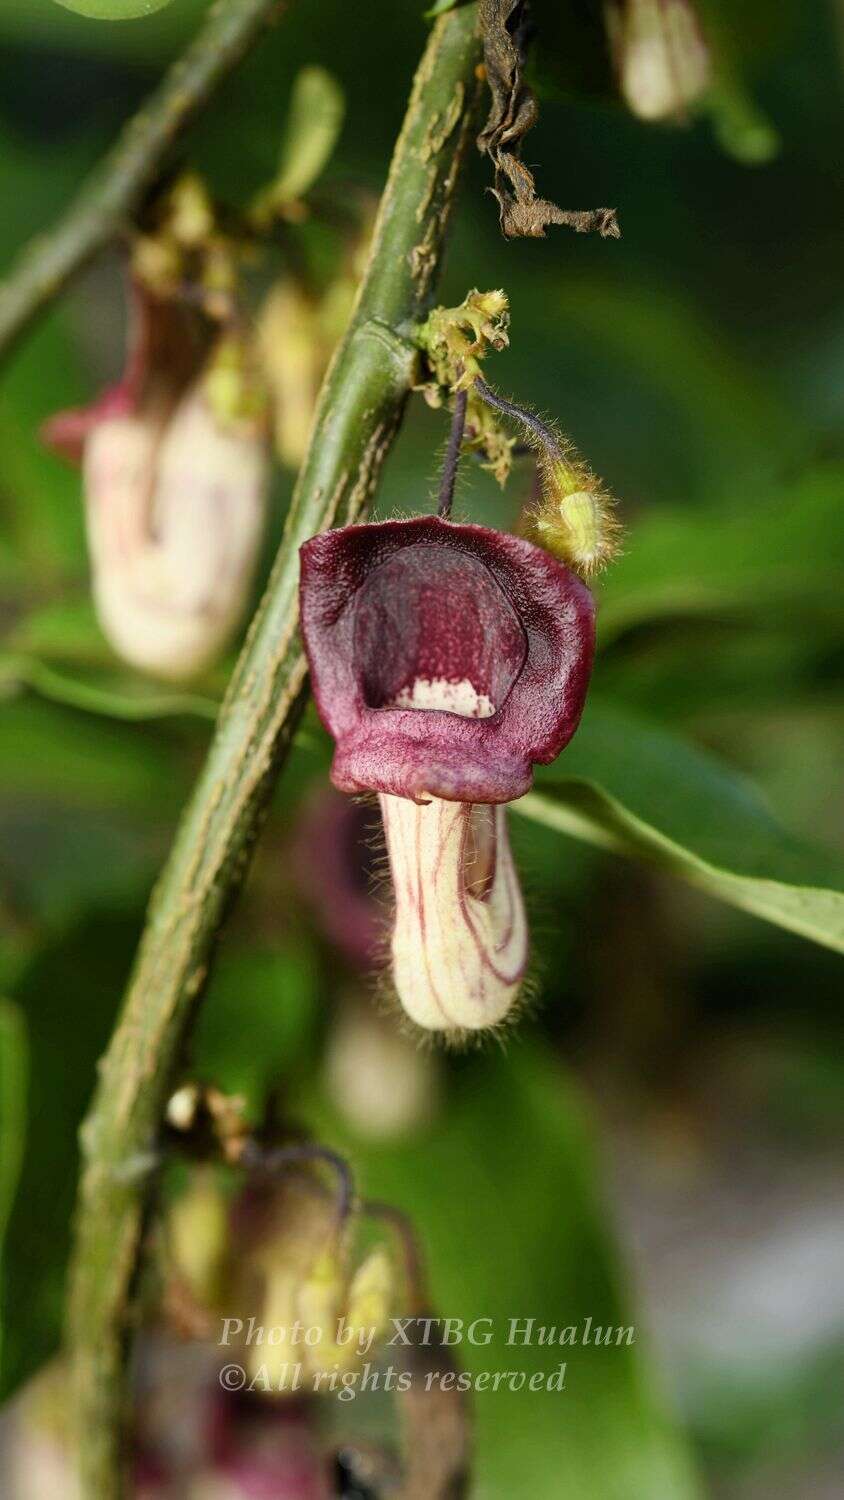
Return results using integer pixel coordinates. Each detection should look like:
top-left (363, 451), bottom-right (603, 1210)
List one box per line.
top-left (380, 793), bottom-right (528, 1034)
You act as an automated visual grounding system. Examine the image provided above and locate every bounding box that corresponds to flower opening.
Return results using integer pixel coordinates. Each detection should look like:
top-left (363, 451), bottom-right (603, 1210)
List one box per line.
top-left (299, 515), bottom-right (595, 1033)
top-left (300, 515), bottom-right (595, 805)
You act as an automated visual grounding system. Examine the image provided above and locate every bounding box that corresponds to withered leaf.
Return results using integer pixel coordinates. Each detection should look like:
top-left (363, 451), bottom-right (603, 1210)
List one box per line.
top-left (477, 0), bottom-right (620, 240)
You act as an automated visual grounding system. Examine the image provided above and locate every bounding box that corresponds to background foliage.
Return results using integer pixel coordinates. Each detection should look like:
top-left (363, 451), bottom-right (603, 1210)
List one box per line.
top-left (0, 1), bottom-right (842, 1495)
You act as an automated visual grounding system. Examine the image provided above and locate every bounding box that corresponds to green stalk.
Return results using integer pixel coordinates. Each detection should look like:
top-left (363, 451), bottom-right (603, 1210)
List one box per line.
top-left (67, 8), bottom-right (482, 1495)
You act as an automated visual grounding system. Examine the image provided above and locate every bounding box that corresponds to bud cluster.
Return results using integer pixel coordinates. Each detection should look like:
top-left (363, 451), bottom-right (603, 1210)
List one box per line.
top-left (164, 1156), bottom-right (398, 1395)
top-left (240, 1178), bottom-right (393, 1390)
top-left (417, 289), bottom-right (516, 485)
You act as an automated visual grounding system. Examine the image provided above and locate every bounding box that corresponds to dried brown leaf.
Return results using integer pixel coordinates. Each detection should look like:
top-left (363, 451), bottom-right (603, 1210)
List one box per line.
top-left (477, 0), bottom-right (620, 240)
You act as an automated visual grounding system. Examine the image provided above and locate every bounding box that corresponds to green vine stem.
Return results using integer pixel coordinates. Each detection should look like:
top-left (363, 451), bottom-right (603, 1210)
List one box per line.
top-left (67, 8), bottom-right (482, 1495)
top-left (0, 0), bottom-right (288, 365)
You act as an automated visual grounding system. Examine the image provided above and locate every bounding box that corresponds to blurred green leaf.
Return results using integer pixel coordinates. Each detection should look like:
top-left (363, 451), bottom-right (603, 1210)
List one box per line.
top-left (597, 464), bottom-right (844, 644)
top-left (314, 1044), bottom-right (700, 1499)
top-left (0, 998), bottom-right (27, 1375)
top-left (0, 0), bottom-right (203, 61)
top-left (269, 66), bottom-right (345, 206)
top-left (544, 276), bottom-right (803, 495)
top-left (50, 0), bottom-right (176, 16)
top-left (0, 655), bottom-right (220, 722)
top-left (0, 314), bottom-right (87, 584)
top-left (0, 912), bottom-right (139, 1398)
top-left (1, 597), bottom-right (223, 722)
top-left (0, 696), bottom-right (189, 812)
top-left (517, 700), bottom-right (844, 955)
top-left (0, 692), bottom-right (192, 939)
top-left (192, 944), bottom-right (321, 1118)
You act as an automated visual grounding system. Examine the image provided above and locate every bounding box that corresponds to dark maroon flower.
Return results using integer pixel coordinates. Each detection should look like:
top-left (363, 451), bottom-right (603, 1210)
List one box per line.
top-left (299, 515), bottom-right (595, 1034)
top-left (299, 515), bottom-right (595, 804)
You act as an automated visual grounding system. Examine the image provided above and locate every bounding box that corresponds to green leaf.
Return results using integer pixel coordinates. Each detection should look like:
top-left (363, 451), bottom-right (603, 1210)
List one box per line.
top-left (0, 313), bottom-right (87, 584)
top-left (597, 465), bottom-right (844, 645)
top-left (515, 700), bottom-right (844, 955)
top-left (268, 66), bottom-right (345, 207)
top-left (537, 274), bottom-right (802, 497)
top-left (192, 945), bottom-right (320, 1119)
top-left (0, 691), bottom-right (197, 929)
top-left (313, 1044), bottom-right (700, 1499)
top-left (0, 654), bottom-right (220, 723)
top-left (0, 0), bottom-right (202, 57)
top-left (0, 999), bottom-right (27, 1375)
top-left (50, 0), bottom-right (176, 17)
top-left (0, 696), bottom-right (188, 813)
top-left (0, 913), bottom-right (140, 1397)
top-left (1, 597), bottom-right (223, 723)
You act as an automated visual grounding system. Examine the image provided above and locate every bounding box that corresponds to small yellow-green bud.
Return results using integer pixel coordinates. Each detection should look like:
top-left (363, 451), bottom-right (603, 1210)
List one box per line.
top-left (345, 1246), bottom-right (393, 1339)
top-left (167, 1168), bottom-right (230, 1311)
top-left (131, 233), bottom-right (183, 297)
top-left (529, 457), bottom-right (621, 575)
top-left (256, 281), bottom-right (330, 470)
top-left (202, 333), bottom-right (268, 431)
top-left (166, 172), bottom-right (216, 250)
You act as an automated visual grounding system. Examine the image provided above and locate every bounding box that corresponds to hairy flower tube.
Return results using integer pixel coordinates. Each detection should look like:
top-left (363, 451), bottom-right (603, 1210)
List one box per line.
top-left (43, 284), bottom-right (269, 681)
top-left (299, 516), bottom-right (595, 1034)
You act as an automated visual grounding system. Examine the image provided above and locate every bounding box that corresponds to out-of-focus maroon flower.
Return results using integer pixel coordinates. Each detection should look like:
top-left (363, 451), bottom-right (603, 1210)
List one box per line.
top-left (3, 1355), bottom-right (333, 1499)
top-left (42, 280), bottom-right (204, 464)
top-left (292, 787), bottom-right (384, 971)
top-left (299, 515), bottom-right (595, 1034)
top-left (42, 281), bottom-right (268, 682)
top-left (205, 1392), bottom-right (333, 1499)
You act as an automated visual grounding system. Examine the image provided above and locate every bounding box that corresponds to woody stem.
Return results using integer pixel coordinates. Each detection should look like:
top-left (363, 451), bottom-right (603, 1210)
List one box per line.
top-left (67, 9), bottom-right (483, 1496)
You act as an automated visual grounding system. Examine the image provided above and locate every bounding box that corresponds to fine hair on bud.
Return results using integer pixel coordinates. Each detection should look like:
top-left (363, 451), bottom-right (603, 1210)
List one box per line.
top-left (472, 377), bottom-right (621, 576)
top-left (529, 450), bottom-right (622, 577)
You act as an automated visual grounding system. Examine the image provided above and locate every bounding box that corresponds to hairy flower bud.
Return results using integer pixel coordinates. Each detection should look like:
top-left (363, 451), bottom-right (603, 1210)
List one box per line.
top-left (257, 281), bottom-right (335, 471)
top-left (529, 458), bottom-right (621, 576)
top-left (608, 0), bottom-right (710, 121)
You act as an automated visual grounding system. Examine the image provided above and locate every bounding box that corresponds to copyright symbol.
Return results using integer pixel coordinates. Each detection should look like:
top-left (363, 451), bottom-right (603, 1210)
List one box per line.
top-left (219, 1363), bottom-right (246, 1392)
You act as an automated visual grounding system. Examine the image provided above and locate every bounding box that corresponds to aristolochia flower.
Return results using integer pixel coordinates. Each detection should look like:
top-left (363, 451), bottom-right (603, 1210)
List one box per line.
top-left (299, 516), bottom-right (595, 1035)
top-left (44, 284), bottom-right (269, 681)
